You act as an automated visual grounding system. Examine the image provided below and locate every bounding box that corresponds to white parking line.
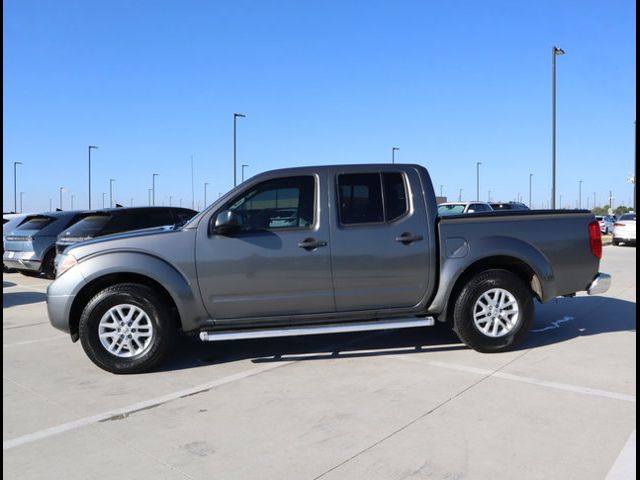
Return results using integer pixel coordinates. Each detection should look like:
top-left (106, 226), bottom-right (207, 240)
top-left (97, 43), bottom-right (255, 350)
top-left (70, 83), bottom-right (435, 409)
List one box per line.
top-left (3, 335), bottom-right (67, 348)
top-left (606, 430), bottom-right (636, 479)
top-left (392, 357), bottom-right (636, 403)
top-left (2, 360), bottom-right (291, 451)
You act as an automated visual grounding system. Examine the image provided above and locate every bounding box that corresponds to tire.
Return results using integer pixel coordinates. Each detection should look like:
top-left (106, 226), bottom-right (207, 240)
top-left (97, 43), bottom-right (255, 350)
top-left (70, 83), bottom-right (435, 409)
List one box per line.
top-left (612, 239), bottom-right (620, 246)
top-left (79, 283), bottom-right (176, 374)
top-left (42, 250), bottom-right (57, 279)
top-left (452, 269), bottom-right (534, 353)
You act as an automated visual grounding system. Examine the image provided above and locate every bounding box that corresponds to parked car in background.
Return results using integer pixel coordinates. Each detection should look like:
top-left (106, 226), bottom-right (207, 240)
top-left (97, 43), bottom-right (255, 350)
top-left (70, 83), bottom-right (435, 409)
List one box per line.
top-left (55, 207), bottom-right (197, 256)
top-left (3, 211), bottom-right (89, 278)
top-left (3, 214), bottom-right (27, 273)
top-left (437, 202), bottom-right (494, 216)
top-left (595, 215), bottom-right (615, 234)
top-left (490, 202), bottom-right (530, 211)
top-left (612, 213), bottom-right (636, 246)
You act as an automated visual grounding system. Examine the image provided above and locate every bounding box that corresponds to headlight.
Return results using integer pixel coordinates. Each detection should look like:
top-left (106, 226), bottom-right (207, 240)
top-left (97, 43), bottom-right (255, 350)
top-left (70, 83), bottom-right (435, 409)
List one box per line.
top-left (56, 253), bottom-right (78, 277)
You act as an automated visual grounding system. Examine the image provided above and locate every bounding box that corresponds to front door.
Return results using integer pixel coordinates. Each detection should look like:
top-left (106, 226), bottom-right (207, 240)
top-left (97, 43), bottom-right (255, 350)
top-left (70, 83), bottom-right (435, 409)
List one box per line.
top-left (196, 174), bottom-right (335, 320)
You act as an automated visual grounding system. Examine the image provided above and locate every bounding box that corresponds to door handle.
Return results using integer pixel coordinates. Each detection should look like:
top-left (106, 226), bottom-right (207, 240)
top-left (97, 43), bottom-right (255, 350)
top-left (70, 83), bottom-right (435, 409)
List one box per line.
top-left (298, 238), bottom-right (328, 250)
top-left (395, 232), bottom-right (423, 245)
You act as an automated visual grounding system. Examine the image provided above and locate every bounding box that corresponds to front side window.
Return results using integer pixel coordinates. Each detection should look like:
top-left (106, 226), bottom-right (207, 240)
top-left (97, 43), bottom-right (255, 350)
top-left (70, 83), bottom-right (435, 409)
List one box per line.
top-left (226, 176), bottom-right (315, 231)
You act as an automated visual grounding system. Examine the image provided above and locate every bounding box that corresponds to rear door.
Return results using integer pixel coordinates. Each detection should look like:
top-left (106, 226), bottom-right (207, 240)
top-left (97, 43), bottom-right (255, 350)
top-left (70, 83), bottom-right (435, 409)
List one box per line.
top-left (329, 168), bottom-right (433, 311)
top-left (195, 173), bottom-right (335, 320)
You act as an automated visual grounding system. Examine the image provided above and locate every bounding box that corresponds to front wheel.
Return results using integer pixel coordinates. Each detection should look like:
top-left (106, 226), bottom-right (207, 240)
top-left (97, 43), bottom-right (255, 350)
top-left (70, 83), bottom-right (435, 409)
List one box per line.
top-left (452, 269), bottom-right (534, 353)
top-left (79, 283), bottom-right (176, 374)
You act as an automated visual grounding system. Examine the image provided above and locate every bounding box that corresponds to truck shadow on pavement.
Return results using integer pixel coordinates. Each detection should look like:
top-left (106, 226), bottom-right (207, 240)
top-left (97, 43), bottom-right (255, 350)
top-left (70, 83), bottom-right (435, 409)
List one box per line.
top-left (3, 291), bottom-right (47, 308)
top-left (157, 296), bottom-right (636, 372)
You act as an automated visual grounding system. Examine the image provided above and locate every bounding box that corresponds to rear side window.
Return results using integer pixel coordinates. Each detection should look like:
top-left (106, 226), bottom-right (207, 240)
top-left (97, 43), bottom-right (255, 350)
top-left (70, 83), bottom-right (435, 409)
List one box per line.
top-left (16, 216), bottom-right (55, 231)
top-left (620, 213), bottom-right (636, 221)
top-left (337, 172), bottom-right (409, 225)
top-left (469, 204), bottom-right (491, 212)
top-left (63, 215), bottom-right (111, 237)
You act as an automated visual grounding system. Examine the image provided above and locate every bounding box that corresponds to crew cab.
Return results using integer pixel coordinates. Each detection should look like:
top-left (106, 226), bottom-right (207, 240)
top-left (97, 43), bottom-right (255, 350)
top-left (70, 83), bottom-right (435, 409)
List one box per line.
top-left (47, 164), bottom-right (610, 373)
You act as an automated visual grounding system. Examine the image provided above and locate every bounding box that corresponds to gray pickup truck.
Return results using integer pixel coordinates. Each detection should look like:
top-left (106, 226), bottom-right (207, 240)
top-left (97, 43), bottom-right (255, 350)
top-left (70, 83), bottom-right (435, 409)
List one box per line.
top-left (47, 164), bottom-right (610, 373)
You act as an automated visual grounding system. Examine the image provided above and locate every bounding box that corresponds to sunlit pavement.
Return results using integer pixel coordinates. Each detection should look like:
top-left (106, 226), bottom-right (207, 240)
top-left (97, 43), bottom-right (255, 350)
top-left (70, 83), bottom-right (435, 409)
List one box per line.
top-left (3, 245), bottom-right (635, 479)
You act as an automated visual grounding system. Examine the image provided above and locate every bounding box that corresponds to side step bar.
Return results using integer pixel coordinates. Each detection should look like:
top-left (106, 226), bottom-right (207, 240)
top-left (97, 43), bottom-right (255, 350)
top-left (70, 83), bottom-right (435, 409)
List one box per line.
top-left (199, 317), bottom-right (434, 342)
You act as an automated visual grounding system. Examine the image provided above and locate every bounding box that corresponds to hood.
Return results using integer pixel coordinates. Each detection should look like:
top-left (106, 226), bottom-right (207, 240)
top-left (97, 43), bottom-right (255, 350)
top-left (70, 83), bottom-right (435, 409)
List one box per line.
top-left (63, 225), bottom-right (177, 254)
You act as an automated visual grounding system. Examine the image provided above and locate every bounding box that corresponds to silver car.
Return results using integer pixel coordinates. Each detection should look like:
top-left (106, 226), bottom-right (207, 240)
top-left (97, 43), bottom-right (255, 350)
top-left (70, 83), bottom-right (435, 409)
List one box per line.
top-left (612, 213), bottom-right (636, 245)
top-left (437, 202), bottom-right (494, 216)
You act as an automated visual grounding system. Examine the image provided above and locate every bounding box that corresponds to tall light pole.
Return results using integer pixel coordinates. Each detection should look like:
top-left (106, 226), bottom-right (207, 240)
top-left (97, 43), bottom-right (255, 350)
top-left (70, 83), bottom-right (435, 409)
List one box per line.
top-left (109, 179), bottom-right (115, 208)
top-left (458, 188), bottom-right (463, 202)
top-left (169, 195), bottom-right (172, 207)
top-left (88, 145), bottom-right (98, 208)
top-left (476, 162), bottom-right (482, 201)
top-left (49, 198), bottom-right (52, 211)
top-left (152, 173), bottom-right (159, 206)
top-left (179, 198), bottom-right (183, 208)
top-left (559, 194), bottom-right (563, 209)
top-left (439, 185), bottom-right (443, 197)
top-left (13, 161), bottom-right (22, 213)
top-left (551, 46), bottom-right (565, 209)
top-left (20, 192), bottom-right (24, 213)
top-left (578, 180), bottom-right (583, 209)
top-left (529, 173), bottom-right (533, 208)
top-left (102, 193), bottom-right (106, 209)
top-left (71, 194), bottom-right (75, 210)
top-left (392, 147), bottom-right (400, 164)
top-left (59, 187), bottom-right (65, 210)
top-left (488, 190), bottom-right (492, 202)
top-left (204, 182), bottom-right (209, 208)
top-left (233, 113), bottom-right (246, 187)
top-left (242, 164), bottom-right (249, 182)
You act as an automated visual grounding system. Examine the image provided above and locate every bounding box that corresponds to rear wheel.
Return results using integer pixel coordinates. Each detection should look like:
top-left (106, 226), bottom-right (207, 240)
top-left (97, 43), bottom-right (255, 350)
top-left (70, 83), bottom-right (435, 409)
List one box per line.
top-left (453, 269), bottom-right (534, 353)
top-left (79, 283), bottom-right (176, 374)
top-left (42, 250), bottom-right (57, 279)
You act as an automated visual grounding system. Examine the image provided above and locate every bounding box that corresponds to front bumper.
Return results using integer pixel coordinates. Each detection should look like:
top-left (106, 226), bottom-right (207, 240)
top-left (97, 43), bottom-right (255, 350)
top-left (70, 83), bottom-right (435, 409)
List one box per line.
top-left (587, 273), bottom-right (612, 296)
top-left (46, 265), bottom-right (85, 336)
top-left (3, 250), bottom-right (41, 272)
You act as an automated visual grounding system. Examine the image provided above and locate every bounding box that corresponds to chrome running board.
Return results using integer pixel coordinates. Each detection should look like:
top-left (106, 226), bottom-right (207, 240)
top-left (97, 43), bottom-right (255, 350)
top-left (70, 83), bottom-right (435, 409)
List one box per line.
top-left (199, 317), bottom-right (435, 342)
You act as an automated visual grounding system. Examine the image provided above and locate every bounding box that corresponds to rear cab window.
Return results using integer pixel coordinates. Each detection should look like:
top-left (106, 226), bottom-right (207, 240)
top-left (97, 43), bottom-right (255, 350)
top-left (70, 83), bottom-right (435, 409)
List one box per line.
top-left (337, 172), bottom-right (409, 225)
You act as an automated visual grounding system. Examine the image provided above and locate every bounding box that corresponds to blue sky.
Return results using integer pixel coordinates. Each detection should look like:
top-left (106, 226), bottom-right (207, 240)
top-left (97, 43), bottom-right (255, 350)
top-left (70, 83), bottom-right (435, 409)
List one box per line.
top-left (3, 0), bottom-right (636, 212)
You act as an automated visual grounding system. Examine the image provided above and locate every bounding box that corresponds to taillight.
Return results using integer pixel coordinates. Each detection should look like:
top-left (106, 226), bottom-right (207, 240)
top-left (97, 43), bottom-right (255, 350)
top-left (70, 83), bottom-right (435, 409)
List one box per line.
top-left (588, 221), bottom-right (602, 259)
top-left (614, 223), bottom-right (625, 227)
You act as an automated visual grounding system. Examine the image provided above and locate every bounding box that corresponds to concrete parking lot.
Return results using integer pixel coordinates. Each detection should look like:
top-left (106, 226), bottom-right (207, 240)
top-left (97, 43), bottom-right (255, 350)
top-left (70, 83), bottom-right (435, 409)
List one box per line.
top-left (3, 246), bottom-right (636, 480)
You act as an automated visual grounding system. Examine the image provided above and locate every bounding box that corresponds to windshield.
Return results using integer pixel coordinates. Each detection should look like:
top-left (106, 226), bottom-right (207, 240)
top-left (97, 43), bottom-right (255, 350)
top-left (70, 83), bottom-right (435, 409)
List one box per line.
top-left (619, 213), bottom-right (636, 221)
top-left (438, 204), bottom-right (466, 216)
top-left (16, 216), bottom-right (55, 231)
top-left (60, 215), bottom-right (111, 238)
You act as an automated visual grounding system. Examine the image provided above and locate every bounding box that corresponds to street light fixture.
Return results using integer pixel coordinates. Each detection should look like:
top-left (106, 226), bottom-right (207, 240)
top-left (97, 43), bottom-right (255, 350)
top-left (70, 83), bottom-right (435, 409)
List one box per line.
top-left (476, 162), bottom-right (482, 201)
top-left (110, 179), bottom-right (115, 208)
top-left (392, 147), bottom-right (400, 164)
top-left (578, 180), bottom-right (583, 209)
top-left (529, 173), bottom-right (534, 208)
top-left (152, 173), bottom-right (159, 206)
top-left (551, 46), bottom-right (565, 209)
top-left (88, 145), bottom-right (98, 208)
top-left (13, 161), bottom-right (22, 213)
top-left (233, 113), bottom-right (246, 187)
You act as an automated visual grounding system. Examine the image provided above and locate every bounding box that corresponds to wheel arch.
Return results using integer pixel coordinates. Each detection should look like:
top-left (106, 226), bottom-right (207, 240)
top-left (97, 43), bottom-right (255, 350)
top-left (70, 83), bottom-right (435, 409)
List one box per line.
top-left (68, 272), bottom-right (181, 342)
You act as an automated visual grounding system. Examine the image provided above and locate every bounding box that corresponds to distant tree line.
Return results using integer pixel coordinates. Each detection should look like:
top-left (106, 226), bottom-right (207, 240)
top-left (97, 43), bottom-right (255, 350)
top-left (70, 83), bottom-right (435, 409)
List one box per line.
top-left (590, 206), bottom-right (634, 216)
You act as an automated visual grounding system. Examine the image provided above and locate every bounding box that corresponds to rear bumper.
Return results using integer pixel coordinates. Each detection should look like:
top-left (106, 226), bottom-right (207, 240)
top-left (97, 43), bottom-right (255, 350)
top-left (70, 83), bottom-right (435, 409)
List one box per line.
top-left (3, 250), bottom-right (41, 272)
top-left (587, 273), bottom-right (611, 296)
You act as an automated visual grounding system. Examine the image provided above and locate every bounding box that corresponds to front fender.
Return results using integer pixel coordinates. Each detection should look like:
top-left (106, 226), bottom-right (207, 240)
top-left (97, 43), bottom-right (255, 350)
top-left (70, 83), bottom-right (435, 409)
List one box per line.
top-left (57, 251), bottom-right (207, 333)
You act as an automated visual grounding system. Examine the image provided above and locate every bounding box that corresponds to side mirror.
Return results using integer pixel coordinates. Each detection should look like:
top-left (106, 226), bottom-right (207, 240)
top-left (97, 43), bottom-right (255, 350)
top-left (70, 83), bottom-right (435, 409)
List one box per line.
top-left (467, 209), bottom-right (475, 213)
top-left (213, 210), bottom-right (241, 235)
